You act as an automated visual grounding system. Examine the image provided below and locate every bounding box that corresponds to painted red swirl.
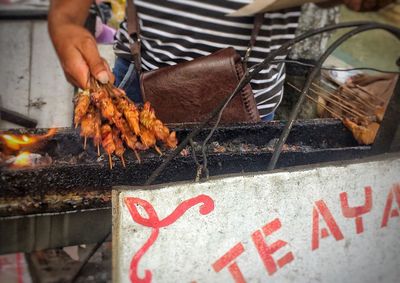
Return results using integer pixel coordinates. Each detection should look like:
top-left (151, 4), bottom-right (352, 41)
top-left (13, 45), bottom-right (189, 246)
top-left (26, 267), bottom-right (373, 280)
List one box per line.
top-left (124, 194), bottom-right (215, 283)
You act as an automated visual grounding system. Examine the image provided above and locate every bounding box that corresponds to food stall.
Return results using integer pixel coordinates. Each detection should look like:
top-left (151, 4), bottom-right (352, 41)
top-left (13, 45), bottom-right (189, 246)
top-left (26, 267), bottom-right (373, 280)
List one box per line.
top-left (0, 1), bottom-right (399, 282)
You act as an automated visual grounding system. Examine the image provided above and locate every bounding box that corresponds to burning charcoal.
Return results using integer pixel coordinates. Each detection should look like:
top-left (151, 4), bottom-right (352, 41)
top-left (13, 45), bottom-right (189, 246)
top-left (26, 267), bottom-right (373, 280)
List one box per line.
top-left (212, 142), bottom-right (226, 153)
top-left (180, 148), bottom-right (190, 157)
top-left (239, 144), bottom-right (251, 152)
top-left (5, 152), bottom-right (52, 169)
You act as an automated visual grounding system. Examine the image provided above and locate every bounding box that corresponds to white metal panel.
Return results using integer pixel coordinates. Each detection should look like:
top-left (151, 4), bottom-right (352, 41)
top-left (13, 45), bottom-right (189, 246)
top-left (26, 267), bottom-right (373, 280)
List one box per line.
top-left (113, 155), bottom-right (400, 283)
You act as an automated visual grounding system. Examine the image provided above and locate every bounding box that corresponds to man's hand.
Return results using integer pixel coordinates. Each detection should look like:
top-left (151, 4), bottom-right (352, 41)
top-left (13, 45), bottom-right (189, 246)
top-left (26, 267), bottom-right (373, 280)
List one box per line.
top-left (48, 0), bottom-right (114, 89)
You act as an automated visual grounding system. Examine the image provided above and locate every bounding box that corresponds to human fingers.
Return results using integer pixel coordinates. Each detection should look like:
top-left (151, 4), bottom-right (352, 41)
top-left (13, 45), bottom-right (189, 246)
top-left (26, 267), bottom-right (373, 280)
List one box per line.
top-left (60, 46), bottom-right (90, 89)
top-left (102, 57), bottom-right (115, 85)
top-left (78, 36), bottom-right (110, 84)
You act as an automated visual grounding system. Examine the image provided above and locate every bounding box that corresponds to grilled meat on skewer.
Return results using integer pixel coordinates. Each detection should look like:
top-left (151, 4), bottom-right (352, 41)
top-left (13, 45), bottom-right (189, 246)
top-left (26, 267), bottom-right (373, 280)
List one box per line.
top-left (74, 76), bottom-right (178, 169)
top-left (152, 119), bottom-right (177, 148)
top-left (139, 125), bottom-right (162, 155)
top-left (92, 89), bottom-right (121, 123)
top-left (110, 86), bottom-right (127, 98)
top-left (80, 106), bottom-right (96, 149)
top-left (101, 124), bottom-right (116, 169)
top-left (140, 102), bottom-right (157, 129)
top-left (152, 119), bottom-right (170, 142)
top-left (114, 117), bottom-right (141, 162)
top-left (116, 97), bottom-right (140, 135)
top-left (74, 90), bottom-right (90, 127)
top-left (343, 118), bottom-right (379, 145)
top-left (165, 131), bottom-right (178, 149)
top-left (112, 127), bottom-right (126, 167)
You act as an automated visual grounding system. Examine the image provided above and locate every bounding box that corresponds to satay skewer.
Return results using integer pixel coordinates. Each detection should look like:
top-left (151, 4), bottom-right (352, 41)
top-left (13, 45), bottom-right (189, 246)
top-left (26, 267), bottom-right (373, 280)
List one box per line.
top-left (76, 76), bottom-right (179, 169)
top-left (101, 124), bottom-right (116, 169)
top-left (114, 117), bottom-right (142, 163)
top-left (116, 97), bottom-right (141, 135)
top-left (74, 90), bottom-right (91, 128)
top-left (80, 106), bottom-right (96, 150)
top-left (112, 127), bottom-right (126, 167)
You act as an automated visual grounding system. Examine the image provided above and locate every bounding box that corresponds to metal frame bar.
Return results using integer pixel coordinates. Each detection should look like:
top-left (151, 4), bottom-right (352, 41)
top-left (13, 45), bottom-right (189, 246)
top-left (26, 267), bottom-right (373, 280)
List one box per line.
top-left (372, 77), bottom-right (400, 153)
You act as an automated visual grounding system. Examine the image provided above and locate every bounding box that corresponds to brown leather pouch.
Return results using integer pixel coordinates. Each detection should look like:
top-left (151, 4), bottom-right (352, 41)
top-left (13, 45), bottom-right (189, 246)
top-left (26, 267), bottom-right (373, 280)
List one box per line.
top-left (127, 0), bottom-right (261, 124)
top-left (140, 47), bottom-right (260, 124)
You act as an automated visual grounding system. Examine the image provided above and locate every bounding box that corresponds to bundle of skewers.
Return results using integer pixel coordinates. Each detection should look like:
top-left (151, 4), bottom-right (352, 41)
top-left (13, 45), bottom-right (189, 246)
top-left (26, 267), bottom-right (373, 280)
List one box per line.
top-left (74, 77), bottom-right (177, 169)
top-left (288, 73), bottom-right (397, 145)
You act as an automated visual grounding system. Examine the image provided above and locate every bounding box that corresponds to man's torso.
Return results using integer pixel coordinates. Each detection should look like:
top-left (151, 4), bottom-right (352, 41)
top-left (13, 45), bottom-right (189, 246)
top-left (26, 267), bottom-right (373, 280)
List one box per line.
top-left (114, 0), bottom-right (301, 117)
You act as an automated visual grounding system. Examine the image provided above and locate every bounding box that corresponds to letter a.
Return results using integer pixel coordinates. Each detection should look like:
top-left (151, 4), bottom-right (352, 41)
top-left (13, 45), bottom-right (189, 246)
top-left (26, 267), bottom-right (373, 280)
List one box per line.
top-left (381, 184), bottom-right (400, 228)
top-left (312, 200), bottom-right (344, 251)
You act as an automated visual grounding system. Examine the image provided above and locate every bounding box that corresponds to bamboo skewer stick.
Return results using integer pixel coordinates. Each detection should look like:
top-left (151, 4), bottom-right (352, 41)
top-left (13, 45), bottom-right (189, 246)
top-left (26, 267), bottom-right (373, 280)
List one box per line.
top-left (155, 145), bottom-right (163, 156)
top-left (133, 149), bottom-right (141, 164)
top-left (120, 155), bottom-right (126, 168)
top-left (341, 85), bottom-right (378, 110)
top-left (108, 154), bottom-right (113, 169)
top-left (287, 83), bottom-right (343, 119)
top-left (307, 94), bottom-right (343, 119)
top-left (323, 82), bottom-right (373, 110)
top-left (355, 84), bottom-right (385, 103)
top-left (309, 87), bottom-right (367, 119)
top-left (84, 136), bottom-right (87, 150)
top-left (321, 73), bottom-right (380, 109)
top-left (312, 83), bottom-right (373, 114)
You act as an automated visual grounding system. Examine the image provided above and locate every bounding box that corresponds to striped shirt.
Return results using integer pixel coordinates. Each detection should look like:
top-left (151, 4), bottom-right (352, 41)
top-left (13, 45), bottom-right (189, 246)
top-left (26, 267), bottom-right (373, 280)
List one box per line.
top-left (114, 0), bottom-right (301, 118)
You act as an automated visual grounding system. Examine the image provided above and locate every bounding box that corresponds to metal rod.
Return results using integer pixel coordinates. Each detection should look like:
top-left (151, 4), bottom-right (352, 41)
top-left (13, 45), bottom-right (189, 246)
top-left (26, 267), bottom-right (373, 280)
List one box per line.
top-left (371, 78), bottom-right (400, 153)
top-left (0, 107), bottom-right (38, 128)
top-left (70, 230), bottom-right (111, 283)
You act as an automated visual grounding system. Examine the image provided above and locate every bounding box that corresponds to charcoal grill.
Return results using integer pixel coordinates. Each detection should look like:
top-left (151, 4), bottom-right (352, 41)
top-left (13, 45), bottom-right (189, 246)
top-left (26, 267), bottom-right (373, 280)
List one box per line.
top-left (0, 117), bottom-right (393, 254)
top-left (1, 119), bottom-right (371, 197)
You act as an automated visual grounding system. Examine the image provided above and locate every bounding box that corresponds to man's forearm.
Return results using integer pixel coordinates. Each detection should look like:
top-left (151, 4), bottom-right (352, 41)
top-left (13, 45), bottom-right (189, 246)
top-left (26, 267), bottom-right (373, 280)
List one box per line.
top-left (47, 0), bottom-right (114, 88)
top-left (48, 0), bottom-right (93, 31)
